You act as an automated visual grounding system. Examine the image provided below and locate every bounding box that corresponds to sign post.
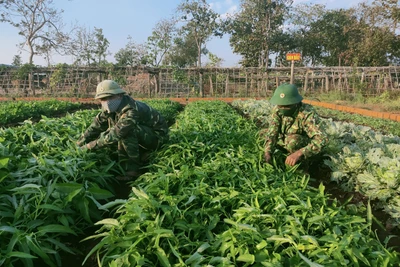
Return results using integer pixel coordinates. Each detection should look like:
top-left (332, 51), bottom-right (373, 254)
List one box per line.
top-left (286, 53), bottom-right (301, 84)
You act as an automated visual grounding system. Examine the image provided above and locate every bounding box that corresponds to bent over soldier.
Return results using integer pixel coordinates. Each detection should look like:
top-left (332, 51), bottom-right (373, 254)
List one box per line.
top-left (77, 80), bottom-right (169, 180)
top-left (263, 84), bottom-right (327, 167)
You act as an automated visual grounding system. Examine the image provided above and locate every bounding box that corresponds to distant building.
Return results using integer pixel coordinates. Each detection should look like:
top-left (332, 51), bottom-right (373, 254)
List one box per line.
top-left (0, 64), bottom-right (16, 68)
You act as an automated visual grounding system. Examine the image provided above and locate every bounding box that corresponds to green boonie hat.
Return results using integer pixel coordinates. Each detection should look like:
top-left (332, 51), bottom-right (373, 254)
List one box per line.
top-left (95, 80), bottom-right (126, 99)
top-left (270, 84), bottom-right (303, 105)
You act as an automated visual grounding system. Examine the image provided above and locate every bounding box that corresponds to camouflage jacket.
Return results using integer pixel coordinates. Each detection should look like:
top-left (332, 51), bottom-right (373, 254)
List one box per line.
top-left (264, 103), bottom-right (327, 158)
top-left (78, 95), bottom-right (168, 149)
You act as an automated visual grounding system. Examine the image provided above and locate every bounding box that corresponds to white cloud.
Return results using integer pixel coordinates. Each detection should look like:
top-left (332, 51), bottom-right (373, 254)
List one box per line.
top-left (209, 0), bottom-right (238, 20)
top-left (209, 2), bottom-right (222, 11)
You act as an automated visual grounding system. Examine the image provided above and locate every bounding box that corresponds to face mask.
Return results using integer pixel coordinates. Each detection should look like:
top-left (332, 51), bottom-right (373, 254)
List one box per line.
top-left (101, 96), bottom-right (122, 113)
top-left (278, 105), bottom-right (298, 117)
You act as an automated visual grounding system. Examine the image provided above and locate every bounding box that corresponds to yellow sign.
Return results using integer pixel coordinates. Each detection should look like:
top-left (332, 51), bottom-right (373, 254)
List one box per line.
top-left (286, 53), bottom-right (301, 61)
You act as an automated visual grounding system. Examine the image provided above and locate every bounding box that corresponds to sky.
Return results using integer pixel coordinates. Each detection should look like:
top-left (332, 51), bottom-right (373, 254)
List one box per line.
top-left (0, 0), bottom-right (367, 67)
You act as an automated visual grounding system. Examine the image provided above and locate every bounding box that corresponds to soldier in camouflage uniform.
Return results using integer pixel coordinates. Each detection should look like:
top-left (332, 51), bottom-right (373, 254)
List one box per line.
top-left (263, 84), bottom-right (327, 167)
top-left (77, 80), bottom-right (169, 180)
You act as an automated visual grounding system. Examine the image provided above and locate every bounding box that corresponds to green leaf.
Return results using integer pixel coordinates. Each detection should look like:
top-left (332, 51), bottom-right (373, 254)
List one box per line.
top-left (237, 254), bottom-right (255, 264)
top-left (185, 252), bottom-right (203, 265)
top-left (8, 251), bottom-right (37, 259)
top-left (37, 204), bottom-right (64, 212)
top-left (37, 224), bottom-right (77, 236)
top-left (0, 226), bottom-right (18, 233)
top-left (65, 188), bottom-right (83, 203)
top-left (307, 215), bottom-right (325, 224)
top-left (298, 252), bottom-right (324, 267)
top-left (98, 199), bottom-right (127, 211)
top-left (87, 187), bottom-right (114, 200)
top-left (78, 197), bottom-right (91, 223)
top-left (256, 240), bottom-right (268, 250)
top-left (95, 218), bottom-right (119, 227)
top-left (0, 157), bottom-right (9, 169)
top-left (55, 183), bottom-right (83, 194)
top-left (155, 247), bottom-right (171, 267)
top-left (132, 187), bottom-right (149, 200)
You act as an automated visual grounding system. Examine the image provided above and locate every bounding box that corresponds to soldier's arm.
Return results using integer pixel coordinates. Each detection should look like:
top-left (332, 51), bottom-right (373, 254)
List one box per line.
top-left (299, 111), bottom-right (327, 158)
top-left (77, 112), bottom-right (108, 145)
top-left (95, 109), bottom-right (138, 148)
top-left (264, 110), bottom-right (280, 154)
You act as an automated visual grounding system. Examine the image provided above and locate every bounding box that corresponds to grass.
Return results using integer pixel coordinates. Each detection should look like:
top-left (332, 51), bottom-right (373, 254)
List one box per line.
top-left (304, 91), bottom-right (400, 113)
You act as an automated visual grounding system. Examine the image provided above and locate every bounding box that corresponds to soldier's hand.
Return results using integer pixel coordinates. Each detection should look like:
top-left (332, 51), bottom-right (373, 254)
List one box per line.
top-left (76, 140), bottom-right (84, 147)
top-left (264, 152), bottom-right (271, 163)
top-left (285, 150), bottom-right (303, 166)
top-left (85, 140), bottom-right (97, 150)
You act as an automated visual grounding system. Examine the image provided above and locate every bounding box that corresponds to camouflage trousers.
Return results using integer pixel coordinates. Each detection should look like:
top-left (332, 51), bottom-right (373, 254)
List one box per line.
top-left (117, 125), bottom-right (169, 172)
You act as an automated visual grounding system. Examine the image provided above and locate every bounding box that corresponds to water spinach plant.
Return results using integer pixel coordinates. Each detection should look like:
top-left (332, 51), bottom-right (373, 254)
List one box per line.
top-left (0, 100), bottom-right (82, 126)
top-left (0, 99), bottom-right (182, 266)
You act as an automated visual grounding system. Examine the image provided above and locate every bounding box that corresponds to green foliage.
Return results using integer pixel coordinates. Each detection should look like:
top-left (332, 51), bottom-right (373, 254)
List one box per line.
top-left (227, 0), bottom-right (292, 67)
top-left (85, 100), bottom-right (399, 266)
top-left (164, 36), bottom-right (200, 67)
top-left (12, 55), bottom-right (22, 66)
top-left (146, 18), bottom-right (177, 67)
top-left (315, 106), bottom-right (400, 136)
top-left (104, 63), bottom-right (127, 86)
top-left (13, 63), bottom-right (35, 80)
top-left (289, 2), bottom-right (400, 66)
top-left (93, 27), bottom-right (110, 66)
top-left (177, 0), bottom-right (222, 67)
top-left (114, 36), bottom-right (148, 67)
top-left (0, 100), bottom-right (81, 126)
top-left (0, 99), bottom-right (182, 266)
top-left (50, 63), bottom-right (68, 89)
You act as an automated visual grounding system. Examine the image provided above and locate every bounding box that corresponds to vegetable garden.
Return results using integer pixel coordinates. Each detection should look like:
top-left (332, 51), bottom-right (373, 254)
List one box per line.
top-left (0, 98), bottom-right (399, 266)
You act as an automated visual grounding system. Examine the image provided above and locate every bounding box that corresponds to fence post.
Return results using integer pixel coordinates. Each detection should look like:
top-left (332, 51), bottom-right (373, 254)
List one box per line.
top-left (225, 74), bottom-right (229, 96)
top-left (199, 71), bottom-right (203, 97)
top-left (303, 70), bottom-right (309, 93)
top-left (325, 75), bottom-right (329, 92)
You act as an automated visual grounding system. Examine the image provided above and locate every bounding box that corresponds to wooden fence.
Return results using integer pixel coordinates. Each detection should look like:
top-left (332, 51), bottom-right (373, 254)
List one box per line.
top-left (0, 66), bottom-right (399, 98)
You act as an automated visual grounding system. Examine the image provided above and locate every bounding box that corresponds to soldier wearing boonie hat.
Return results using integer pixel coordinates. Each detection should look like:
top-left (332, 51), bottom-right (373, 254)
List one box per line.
top-left (76, 80), bottom-right (169, 181)
top-left (263, 83), bottom-right (327, 167)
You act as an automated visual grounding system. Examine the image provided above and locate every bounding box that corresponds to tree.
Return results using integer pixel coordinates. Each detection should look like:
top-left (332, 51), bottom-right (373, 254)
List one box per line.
top-left (349, 1), bottom-right (400, 65)
top-left (163, 34), bottom-right (203, 67)
top-left (289, 2), bottom-right (400, 67)
top-left (147, 18), bottom-right (177, 67)
top-left (114, 36), bottom-right (149, 67)
top-left (369, 0), bottom-right (399, 34)
top-left (288, 3), bottom-right (327, 66)
top-left (93, 27), bottom-right (110, 66)
top-left (69, 26), bottom-right (109, 66)
top-left (205, 52), bottom-right (223, 67)
top-left (0, 0), bottom-right (69, 64)
top-left (176, 0), bottom-right (222, 67)
top-left (12, 54), bottom-right (22, 66)
top-left (227, 0), bottom-right (293, 68)
top-left (309, 9), bottom-right (359, 66)
top-left (69, 26), bottom-right (96, 66)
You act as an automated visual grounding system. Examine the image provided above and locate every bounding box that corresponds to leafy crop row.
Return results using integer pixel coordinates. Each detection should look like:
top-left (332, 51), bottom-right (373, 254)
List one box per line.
top-left (232, 99), bottom-right (400, 229)
top-left (314, 107), bottom-right (400, 136)
top-left (84, 100), bottom-right (398, 266)
top-left (0, 100), bottom-right (82, 126)
top-left (0, 99), bottom-right (181, 266)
